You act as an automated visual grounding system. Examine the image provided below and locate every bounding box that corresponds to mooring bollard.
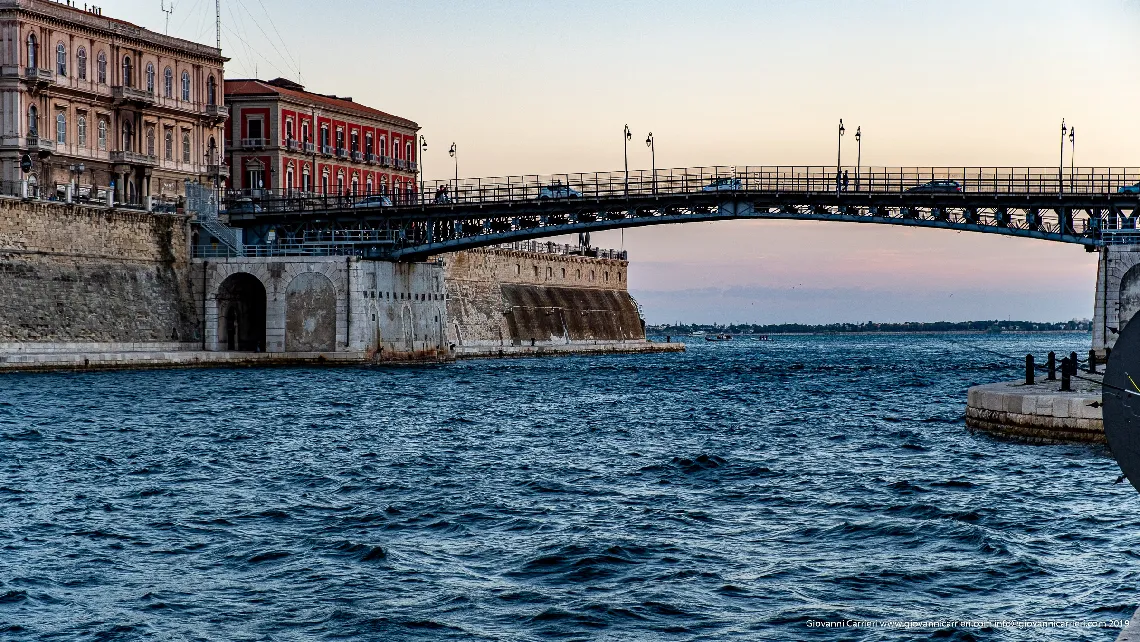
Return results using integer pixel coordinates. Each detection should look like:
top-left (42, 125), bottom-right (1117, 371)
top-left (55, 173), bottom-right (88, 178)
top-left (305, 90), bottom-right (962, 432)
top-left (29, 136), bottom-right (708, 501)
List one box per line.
top-left (1061, 357), bottom-right (1072, 391)
top-left (1026, 354), bottom-right (1035, 385)
top-left (1070, 352), bottom-right (1079, 371)
top-left (1088, 349), bottom-right (1098, 374)
top-left (1047, 351), bottom-right (1056, 380)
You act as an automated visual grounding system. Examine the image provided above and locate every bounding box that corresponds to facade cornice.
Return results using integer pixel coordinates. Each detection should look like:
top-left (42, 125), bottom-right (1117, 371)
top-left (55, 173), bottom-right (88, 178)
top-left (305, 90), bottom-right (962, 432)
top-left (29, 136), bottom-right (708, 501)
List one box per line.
top-left (226, 90), bottom-right (418, 132)
top-left (0, 0), bottom-right (227, 64)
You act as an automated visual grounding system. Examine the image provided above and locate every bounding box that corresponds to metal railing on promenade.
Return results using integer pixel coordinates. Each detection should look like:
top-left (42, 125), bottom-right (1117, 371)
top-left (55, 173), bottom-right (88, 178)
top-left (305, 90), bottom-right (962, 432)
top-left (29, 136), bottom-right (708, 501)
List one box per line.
top-left (492, 240), bottom-right (628, 260)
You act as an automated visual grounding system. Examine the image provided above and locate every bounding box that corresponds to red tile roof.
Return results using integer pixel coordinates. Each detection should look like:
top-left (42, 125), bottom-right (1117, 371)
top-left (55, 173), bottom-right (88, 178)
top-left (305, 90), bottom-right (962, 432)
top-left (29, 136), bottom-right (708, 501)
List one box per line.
top-left (224, 79), bottom-right (418, 130)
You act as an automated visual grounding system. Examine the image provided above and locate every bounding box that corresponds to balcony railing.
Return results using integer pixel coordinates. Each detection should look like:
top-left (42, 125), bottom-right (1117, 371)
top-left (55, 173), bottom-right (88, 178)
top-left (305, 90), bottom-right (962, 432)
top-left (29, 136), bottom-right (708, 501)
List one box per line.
top-left (365, 153), bottom-right (377, 164)
top-left (207, 163), bottom-right (230, 178)
top-left (409, 161), bottom-right (418, 172)
top-left (25, 135), bottom-right (55, 152)
top-left (241, 138), bottom-right (267, 149)
top-left (351, 151), bottom-right (363, 162)
top-left (112, 86), bottom-right (155, 105)
top-left (205, 104), bottom-right (229, 119)
top-left (24, 67), bottom-right (52, 83)
top-left (285, 139), bottom-right (300, 151)
top-left (110, 150), bottom-right (157, 166)
top-left (335, 147), bottom-right (348, 159)
top-left (303, 142), bottom-right (316, 153)
top-left (395, 159), bottom-right (408, 170)
top-left (380, 155), bottom-right (392, 167)
top-left (321, 144), bottom-right (333, 156)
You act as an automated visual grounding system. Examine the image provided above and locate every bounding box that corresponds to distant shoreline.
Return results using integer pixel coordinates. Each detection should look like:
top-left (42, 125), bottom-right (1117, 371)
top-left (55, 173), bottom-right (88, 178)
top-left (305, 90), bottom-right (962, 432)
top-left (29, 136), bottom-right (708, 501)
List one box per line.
top-left (648, 330), bottom-right (1090, 337)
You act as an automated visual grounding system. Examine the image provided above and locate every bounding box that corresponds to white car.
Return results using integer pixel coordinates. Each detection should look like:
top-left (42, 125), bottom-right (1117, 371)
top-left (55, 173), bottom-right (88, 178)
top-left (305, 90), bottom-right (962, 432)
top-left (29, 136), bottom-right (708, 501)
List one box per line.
top-left (702, 178), bottom-right (742, 192)
top-left (537, 182), bottom-right (582, 199)
top-left (352, 195), bottom-right (393, 209)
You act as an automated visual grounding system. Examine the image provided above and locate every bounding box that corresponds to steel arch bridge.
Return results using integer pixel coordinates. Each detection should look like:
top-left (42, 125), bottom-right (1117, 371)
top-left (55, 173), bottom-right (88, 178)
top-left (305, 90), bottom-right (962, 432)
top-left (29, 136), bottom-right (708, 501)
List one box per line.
top-left (213, 166), bottom-right (1140, 260)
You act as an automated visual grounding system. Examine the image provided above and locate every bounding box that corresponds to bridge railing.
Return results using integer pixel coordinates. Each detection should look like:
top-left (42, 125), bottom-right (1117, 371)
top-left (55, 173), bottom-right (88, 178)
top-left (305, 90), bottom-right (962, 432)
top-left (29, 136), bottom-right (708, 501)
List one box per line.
top-left (225, 166), bottom-right (1140, 213)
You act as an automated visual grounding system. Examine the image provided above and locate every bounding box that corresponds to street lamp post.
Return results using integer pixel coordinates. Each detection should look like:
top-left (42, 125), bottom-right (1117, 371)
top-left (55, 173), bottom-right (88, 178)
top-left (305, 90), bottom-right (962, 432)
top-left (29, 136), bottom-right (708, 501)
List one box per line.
top-left (855, 126), bottom-right (862, 192)
top-left (645, 132), bottom-right (655, 194)
top-left (623, 124), bottom-right (632, 197)
top-left (449, 142), bottom-right (457, 202)
top-left (1069, 126), bottom-right (1076, 194)
top-left (837, 119), bottom-right (845, 194)
top-left (1059, 118), bottom-right (1067, 195)
top-left (419, 135), bottom-right (427, 205)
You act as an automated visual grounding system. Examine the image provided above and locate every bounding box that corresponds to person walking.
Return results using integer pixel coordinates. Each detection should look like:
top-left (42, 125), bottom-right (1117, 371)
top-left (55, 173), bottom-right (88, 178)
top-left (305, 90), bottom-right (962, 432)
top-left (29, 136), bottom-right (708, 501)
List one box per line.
top-left (842, 170), bottom-right (850, 192)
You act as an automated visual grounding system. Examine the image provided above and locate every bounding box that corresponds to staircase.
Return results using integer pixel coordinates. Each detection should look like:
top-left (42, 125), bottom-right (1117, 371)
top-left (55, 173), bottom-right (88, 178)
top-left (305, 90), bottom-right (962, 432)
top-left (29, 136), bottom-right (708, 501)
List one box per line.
top-left (186, 183), bottom-right (242, 256)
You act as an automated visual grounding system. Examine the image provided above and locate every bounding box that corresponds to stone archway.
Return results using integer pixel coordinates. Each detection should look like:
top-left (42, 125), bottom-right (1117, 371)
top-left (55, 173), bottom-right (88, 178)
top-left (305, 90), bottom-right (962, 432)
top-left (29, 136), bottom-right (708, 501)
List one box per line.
top-left (216, 273), bottom-right (266, 351)
top-left (285, 272), bottom-right (336, 352)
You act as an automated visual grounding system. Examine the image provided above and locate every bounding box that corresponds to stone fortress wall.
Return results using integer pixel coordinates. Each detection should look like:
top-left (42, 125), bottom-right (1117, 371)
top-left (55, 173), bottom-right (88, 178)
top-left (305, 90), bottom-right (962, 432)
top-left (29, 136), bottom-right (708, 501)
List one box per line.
top-left (0, 201), bottom-right (671, 370)
top-left (0, 198), bottom-right (200, 353)
top-left (443, 246), bottom-right (646, 355)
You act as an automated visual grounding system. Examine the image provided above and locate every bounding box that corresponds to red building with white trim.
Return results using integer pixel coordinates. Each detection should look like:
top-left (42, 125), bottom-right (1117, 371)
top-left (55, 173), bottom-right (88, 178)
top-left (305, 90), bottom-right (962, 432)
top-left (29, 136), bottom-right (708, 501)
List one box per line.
top-left (224, 77), bottom-right (419, 200)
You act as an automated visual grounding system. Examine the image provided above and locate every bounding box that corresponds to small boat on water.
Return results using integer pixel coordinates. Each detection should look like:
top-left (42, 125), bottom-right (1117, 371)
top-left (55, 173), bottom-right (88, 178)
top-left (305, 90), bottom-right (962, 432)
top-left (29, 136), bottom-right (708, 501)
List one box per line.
top-left (705, 334), bottom-right (733, 342)
top-left (753, 335), bottom-right (770, 341)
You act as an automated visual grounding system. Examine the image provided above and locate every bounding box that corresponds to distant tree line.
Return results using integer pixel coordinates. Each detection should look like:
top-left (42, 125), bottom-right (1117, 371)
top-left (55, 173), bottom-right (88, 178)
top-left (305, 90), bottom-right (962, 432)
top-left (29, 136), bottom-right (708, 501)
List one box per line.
top-left (647, 320), bottom-right (1092, 335)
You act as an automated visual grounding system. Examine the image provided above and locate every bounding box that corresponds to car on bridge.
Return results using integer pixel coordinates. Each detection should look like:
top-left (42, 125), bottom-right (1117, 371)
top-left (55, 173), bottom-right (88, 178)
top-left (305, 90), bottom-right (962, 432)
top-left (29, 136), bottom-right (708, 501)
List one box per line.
top-left (907, 180), bottom-right (962, 194)
top-left (225, 198), bottom-right (263, 214)
top-left (1119, 182), bottom-right (1140, 195)
top-left (537, 182), bottom-right (582, 199)
top-left (702, 177), bottom-right (742, 192)
top-left (352, 195), bottom-right (394, 209)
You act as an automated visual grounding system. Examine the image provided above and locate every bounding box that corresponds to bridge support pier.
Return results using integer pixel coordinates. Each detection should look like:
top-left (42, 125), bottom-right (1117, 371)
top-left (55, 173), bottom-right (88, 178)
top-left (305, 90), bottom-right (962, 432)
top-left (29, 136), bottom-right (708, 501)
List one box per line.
top-left (1093, 244), bottom-right (1140, 355)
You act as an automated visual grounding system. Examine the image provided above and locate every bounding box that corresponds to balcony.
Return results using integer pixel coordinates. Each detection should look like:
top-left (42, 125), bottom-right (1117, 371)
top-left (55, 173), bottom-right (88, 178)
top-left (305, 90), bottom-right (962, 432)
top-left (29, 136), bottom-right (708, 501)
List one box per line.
top-left (207, 163), bottom-right (230, 179)
top-left (25, 135), bottom-right (55, 152)
top-left (408, 161), bottom-right (418, 172)
top-left (241, 138), bottom-right (267, 150)
top-left (24, 67), bottom-right (53, 84)
top-left (110, 150), bottom-right (157, 166)
top-left (351, 151), bottom-right (363, 163)
top-left (380, 155), bottom-right (392, 167)
top-left (321, 144), bottom-right (333, 156)
top-left (112, 86), bottom-right (155, 105)
top-left (395, 158), bottom-right (407, 170)
top-left (335, 147), bottom-right (348, 159)
top-left (205, 104), bottom-right (229, 120)
top-left (285, 139), bottom-right (300, 151)
top-left (303, 142), bottom-right (316, 153)
top-left (365, 153), bottom-right (377, 164)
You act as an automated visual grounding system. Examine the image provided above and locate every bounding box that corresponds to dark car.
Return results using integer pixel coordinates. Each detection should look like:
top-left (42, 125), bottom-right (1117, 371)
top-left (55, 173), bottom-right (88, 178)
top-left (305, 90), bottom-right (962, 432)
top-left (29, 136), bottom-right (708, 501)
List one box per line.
top-left (907, 180), bottom-right (962, 194)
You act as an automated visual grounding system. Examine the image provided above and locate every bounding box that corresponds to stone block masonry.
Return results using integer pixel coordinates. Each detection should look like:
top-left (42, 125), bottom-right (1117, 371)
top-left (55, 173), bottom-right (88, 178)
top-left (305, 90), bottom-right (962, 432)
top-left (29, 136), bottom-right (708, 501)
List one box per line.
top-left (0, 198), bottom-right (199, 347)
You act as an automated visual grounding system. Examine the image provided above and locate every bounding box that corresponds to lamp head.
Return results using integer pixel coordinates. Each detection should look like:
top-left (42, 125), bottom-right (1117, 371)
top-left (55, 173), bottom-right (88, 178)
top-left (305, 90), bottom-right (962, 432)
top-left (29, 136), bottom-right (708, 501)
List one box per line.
top-left (448, 142), bottom-right (456, 158)
top-left (839, 119), bottom-right (845, 136)
top-left (624, 124), bottom-right (631, 141)
top-left (855, 126), bottom-right (861, 141)
top-left (1062, 118), bottom-right (1067, 134)
top-left (646, 133), bottom-right (653, 147)
top-left (1070, 127), bottom-right (1075, 143)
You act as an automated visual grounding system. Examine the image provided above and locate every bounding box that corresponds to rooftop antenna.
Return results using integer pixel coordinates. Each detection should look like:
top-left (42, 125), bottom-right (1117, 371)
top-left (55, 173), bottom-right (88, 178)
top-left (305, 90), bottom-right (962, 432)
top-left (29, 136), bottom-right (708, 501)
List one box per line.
top-left (215, 0), bottom-right (221, 50)
top-left (160, 0), bottom-right (174, 35)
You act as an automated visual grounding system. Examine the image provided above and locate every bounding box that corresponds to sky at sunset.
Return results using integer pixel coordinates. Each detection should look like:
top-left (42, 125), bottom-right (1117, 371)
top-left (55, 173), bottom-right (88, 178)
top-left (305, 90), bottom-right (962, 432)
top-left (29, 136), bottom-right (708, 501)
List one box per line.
top-left (109, 0), bottom-right (1140, 323)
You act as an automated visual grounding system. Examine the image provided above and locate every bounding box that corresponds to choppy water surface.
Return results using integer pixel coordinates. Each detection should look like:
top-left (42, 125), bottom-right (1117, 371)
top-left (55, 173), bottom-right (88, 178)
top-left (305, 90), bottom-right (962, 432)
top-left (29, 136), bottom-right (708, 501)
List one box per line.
top-left (2, 334), bottom-right (1138, 641)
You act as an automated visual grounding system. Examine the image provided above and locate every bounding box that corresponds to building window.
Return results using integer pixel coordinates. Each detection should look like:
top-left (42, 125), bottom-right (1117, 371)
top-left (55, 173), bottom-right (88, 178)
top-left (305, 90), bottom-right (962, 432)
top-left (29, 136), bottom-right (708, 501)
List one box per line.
top-left (206, 75), bottom-right (216, 106)
top-left (97, 119), bottom-right (107, 150)
top-left (561, 268), bottom-right (566, 278)
top-left (379, 136), bottom-right (386, 157)
top-left (365, 133), bottom-right (373, 155)
top-left (406, 142), bottom-right (412, 163)
top-left (285, 119), bottom-right (294, 141)
top-left (244, 164), bottom-right (264, 190)
top-left (302, 167), bottom-right (311, 192)
top-left (182, 132), bottom-right (191, 163)
top-left (321, 171), bottom-right (329, 194)
top-left (122, 56), bottom-right (132, 86)
top-left (207, 137), bottom-right (217, 164)
top-left (26, 34), bottom-right (37, 69)
top-left (146, 127), bottom-right (155, 157)
top-left (77, 47), bottom-right (86, 79)
top-left (336, 171), bottom-right (345, 194)
top-left (365, 176), bottom-right (373, 195)
top-left (181, 71), bottom-right (190, 101)
top-left (301, 121), bottom-right (310, 143)
top-left (77, 115), bottom-right (87, 147)
top-left (164, 67), bottom-right (173, 97)
top-left (350, 131), bottom-right (359, 153)
top-left (547, 267), bottom-right (553, 279)
top-left (27, 105), bottom-right (37, 136)
top-left (247, 118), bottom-right (263, 140)
top-left (56, 43), bottom-right (66, 76)
top-left (146, 63), bottom-right (155, 93)
top-left (97, 51), bottom-right (106, 84)
top-left (55, 113), bottom-right (66, 144)
top-left (121, 120), bottom-right (133, 151)
top-left (164, 129), bottom-right (173, 160)
top-left (286, 166), bottom-right (294, 190)
top-left (336, 128), bottom-right (344, 152)
top-left (351, 175), bottom-right (359, 195)
top-left (320, 125), bottom-right (329, 148)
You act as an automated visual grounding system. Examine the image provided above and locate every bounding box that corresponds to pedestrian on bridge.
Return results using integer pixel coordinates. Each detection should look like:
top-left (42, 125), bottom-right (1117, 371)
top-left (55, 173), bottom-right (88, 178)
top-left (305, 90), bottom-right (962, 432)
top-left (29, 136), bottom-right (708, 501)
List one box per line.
top-left (842, 170), bottom-right (850, 192)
